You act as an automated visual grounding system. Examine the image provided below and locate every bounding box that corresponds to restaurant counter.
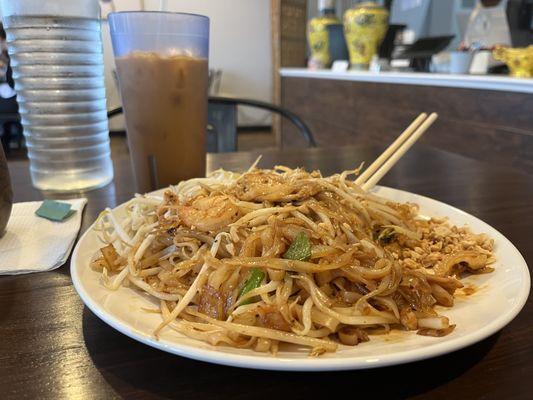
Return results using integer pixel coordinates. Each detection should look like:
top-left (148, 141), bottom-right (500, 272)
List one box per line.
top-left (280, 68), bottom-right (533, 175)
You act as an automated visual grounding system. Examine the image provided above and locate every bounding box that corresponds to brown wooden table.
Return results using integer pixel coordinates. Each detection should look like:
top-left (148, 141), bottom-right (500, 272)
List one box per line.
top-left (2, 137), bottom-right (532, 399)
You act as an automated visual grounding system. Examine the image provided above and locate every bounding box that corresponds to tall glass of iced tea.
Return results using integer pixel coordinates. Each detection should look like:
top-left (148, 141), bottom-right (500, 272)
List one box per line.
top-left (109, 12), bottom-right (209, 193)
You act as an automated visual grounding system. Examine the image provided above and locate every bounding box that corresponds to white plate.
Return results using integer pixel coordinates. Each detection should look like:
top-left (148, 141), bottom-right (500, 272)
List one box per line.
top-left (71, 186), bottom-right (530, 371)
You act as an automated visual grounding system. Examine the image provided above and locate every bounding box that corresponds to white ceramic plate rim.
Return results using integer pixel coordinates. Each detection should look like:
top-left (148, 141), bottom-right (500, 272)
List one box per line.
top-left (71, 186), bottom-right (531, 371)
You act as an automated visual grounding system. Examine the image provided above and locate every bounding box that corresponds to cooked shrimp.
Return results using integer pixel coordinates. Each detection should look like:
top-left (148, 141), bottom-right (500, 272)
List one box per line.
top-left (231, 170), bottom-right (320, 202)
top-left (178, 194), bottom-right (240, 232)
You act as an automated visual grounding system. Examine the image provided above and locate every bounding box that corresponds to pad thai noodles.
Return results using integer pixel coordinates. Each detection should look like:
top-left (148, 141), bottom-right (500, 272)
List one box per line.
top-left (91, 165), bottom-right (495, 355)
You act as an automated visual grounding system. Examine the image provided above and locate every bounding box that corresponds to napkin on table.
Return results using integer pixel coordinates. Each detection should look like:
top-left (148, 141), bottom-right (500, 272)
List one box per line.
top-left (0, 198), bottom-right (87, 275)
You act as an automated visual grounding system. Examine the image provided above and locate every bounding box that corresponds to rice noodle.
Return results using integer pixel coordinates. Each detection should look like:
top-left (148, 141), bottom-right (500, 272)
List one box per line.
top-left (188, 309), bottom-right (338, 352)
top-left (90, 164), bottom-right (494, 354)
top-left (292, 297), bottom-right (314, 336)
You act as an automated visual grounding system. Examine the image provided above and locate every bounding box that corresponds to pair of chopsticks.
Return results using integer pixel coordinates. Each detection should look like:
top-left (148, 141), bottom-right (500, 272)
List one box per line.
top-left (355, 112), bottom-right (438, 191)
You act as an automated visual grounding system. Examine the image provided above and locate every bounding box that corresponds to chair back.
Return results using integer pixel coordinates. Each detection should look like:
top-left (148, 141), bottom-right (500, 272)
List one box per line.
top-left (107, 97), bottom-right (317, 153)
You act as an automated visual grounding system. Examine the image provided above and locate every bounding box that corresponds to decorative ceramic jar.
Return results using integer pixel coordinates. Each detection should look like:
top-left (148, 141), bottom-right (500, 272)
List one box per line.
top-left (307, 0), bottom-right (342, 69)
top-left (492, 45), bottom-right (533, 78)
top-left (343, 2), bottom-right (389, 70)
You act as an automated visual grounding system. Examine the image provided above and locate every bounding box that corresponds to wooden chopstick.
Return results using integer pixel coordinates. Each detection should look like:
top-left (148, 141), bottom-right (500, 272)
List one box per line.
top-left (355, 113), bottom-right (427, 186)
top-left (361, 112), bottom-right (438, 192)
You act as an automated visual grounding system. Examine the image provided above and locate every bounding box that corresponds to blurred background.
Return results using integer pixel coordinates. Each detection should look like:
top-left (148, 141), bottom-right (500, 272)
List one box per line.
top-left (100, 0), bottom-right (274, 132)
top-left (0, 0), bottom-right (532, 155)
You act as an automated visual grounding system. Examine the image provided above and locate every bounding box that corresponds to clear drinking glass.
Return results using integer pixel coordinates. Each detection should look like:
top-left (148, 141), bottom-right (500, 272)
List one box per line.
top-left (109, 12), bottom-right (209, 193)
top-left (0, 0), bottom-right (113, 192)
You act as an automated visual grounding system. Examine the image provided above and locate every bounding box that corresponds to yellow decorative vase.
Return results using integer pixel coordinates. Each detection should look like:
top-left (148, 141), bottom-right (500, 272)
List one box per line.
top-left (343, 2), bottom-right (389, 70)
top-left (307, 0), bottom-right (341, 69)
top-left (492, 45), bottom-right (533, 78)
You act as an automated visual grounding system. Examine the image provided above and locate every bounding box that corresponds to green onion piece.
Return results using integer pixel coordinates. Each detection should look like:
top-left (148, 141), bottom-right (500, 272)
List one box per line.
top-left (283, 232), bottom-right (312, 262)
top-left (238, 268), bottom-right (265, 305)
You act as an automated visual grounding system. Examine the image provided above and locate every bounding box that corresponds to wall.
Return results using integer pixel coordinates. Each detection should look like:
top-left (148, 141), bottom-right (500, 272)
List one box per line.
top-left (103, 0), bottom-right (273, 129)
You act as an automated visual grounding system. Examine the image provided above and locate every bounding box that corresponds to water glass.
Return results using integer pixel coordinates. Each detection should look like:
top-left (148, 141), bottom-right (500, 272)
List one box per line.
top-left (0, 0), bottom-right (113, 191)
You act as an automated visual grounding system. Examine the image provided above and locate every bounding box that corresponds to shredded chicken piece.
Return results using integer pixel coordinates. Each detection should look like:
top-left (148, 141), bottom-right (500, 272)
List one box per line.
top-left (230, 170), bottom-right (321, 202)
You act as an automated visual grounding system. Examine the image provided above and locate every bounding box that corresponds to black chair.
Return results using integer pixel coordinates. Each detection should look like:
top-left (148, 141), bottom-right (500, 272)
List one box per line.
top-left (107, 96), bottom-right (316, 153)
top-left (0, 96), bottom-right (22, 153)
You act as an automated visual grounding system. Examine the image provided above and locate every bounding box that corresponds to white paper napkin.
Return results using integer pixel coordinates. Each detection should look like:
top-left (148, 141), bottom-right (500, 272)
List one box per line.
top-left (0, 198), bottom-right (87, 275)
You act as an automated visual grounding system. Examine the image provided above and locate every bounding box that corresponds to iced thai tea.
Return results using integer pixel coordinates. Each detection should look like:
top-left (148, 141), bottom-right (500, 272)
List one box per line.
top-left (115, 52), bottom-right (208, 193)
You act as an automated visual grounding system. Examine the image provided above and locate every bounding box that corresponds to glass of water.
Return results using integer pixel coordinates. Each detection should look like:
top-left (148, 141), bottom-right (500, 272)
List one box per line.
top-left (0, 0), bottom-right (113, 191)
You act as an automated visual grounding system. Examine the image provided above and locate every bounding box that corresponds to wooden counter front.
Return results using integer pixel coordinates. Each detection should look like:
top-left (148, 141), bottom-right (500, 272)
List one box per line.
top-left (281, 75), bottom-right (533, 175)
